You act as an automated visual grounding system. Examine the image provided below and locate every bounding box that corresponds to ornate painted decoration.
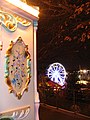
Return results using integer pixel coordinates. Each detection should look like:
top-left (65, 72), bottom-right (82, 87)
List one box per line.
top-left (5, 37), bottom-right (31, 99)
top-left (0, 105), bottom-right (30, 120)
top-left (47, 62), bottom-right (66, 87)
top-left (0, 10), bottom-right (31, 32)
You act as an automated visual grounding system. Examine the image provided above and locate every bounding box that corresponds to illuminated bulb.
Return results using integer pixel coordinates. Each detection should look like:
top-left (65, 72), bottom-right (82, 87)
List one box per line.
top-left (83, 70), bottom-right (87, 73)
top-left (78, 75), bottom-right (81, 79)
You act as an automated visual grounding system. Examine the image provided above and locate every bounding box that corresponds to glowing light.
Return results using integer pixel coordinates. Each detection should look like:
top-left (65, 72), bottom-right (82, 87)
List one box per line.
top-left (83, 69), bottom-right (87, 73)
top-left (80, 69), bottom-right (87, 73)
top-left (80, 70), bottom-right (83, 72)
top-left (47, 63), bottom-right (66, 86)
top-left (6, 0), bottom-right (39, 18)
top-left (78, 75), bottom-right (81, 79)
top-left (76, 80), bottom-right (88, 85)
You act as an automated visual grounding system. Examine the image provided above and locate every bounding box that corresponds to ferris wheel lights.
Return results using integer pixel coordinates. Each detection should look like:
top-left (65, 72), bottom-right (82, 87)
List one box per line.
top-left (47, 62), bottom-right (67, 87)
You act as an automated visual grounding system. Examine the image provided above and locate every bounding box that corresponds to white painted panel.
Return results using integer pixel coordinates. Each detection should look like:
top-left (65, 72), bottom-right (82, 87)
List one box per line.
top-left (0, 15), bottom-right (35, 120)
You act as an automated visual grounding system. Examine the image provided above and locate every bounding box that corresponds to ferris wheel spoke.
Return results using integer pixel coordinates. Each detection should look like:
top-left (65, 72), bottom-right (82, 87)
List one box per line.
top-left (60, 75), bottom-right (65, 79)
top-left (59, 72), bottom-right (65, 75)
top-left (58, 77), bottom-right (61, 82)
top-left (51, 66), bottom-right (55, 71)
top-left (58, 76), bottom-right (63, 82)
top-left (54, 76), bottom-right (58, 82)
top-left (56, 65), bottom-right (60, 71)
top-left (59, 68), bottom-right (64, 73)
top-left (48, 75), bottom-right (52, 79)
top-left (48, 72), bottom-right (53, 75)
top-left (49, 69), bottom-right (54, 74)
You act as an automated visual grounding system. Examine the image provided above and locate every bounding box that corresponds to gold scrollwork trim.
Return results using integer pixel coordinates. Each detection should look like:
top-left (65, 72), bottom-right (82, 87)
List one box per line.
top-left (0, 10), bottom-right (31, 32)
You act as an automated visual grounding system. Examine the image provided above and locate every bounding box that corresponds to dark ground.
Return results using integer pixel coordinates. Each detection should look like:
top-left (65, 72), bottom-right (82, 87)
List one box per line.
top-left (39, 103), bottom-right (90, 120)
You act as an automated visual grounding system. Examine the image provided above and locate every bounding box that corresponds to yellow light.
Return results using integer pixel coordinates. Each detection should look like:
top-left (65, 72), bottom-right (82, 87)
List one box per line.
top-left (78, 75), bottom-right (81, 79)
top-left (77, 80), bottom-right (88, 85)
top-left (80, 70), bottom-right (83, 72)
top-left (6, 0), bottom-right (39, 18)
top-left (83, 69), bottom-right (87, 73)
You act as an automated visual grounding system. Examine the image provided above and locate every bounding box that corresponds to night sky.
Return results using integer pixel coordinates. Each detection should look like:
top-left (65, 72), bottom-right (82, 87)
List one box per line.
top-left (27, 0), bottom-right (90, 72)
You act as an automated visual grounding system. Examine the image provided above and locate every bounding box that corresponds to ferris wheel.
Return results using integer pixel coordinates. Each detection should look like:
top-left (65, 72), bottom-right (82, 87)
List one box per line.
top-left (47, 62), bottom-right (66, 86)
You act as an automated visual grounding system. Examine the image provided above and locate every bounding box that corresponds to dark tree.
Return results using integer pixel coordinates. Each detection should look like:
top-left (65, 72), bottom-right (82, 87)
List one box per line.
top-left (27, 0), bottom-right (90, 71)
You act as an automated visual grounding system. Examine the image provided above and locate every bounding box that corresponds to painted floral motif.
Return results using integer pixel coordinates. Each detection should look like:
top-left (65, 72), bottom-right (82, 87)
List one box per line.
top-left (5, 37), bottom-right (31, 99)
